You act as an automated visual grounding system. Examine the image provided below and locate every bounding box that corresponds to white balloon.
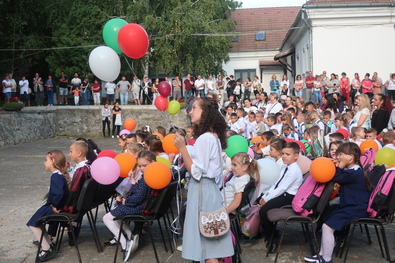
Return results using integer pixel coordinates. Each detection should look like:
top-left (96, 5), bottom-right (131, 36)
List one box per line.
top-left (257, 158), bottom-right (281, 185)
top-left (89, 46), bottom-right (120, 82)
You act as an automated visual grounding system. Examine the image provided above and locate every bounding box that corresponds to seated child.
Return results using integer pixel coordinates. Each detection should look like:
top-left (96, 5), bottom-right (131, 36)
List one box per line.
top-left (144, 134), bottom-right (169, 160)
top-left (296, 113), bottom-right (306, 140)
top-left (103, 151), bottom-right (155, 261)
top-left (381, 129), bottom-right (395, 150)
top-left (229, 113), bottom-right (242, 135)
top-left (126, 134), bottom-right (137, 146)
top-left (265, 115), bottom-right (277, 132)
top-left (118, 132), bottom-right (130, 153)
top-left (222, 152), bottom-right (260, 214)
top-left (269, 138), bottom-right (286, 169)
top-left (255, 111), bottom-right (266, 136)
top-left (282, 124), bottom-right (299, 140)
top-left (246, 112), bottom-right (257, 139)
top-left (349, 127), bottom-right (366, 146)
top-left (254, 131), bottom-right (275, 159)
top-left (27, 150), bottom-right (70, 261)
top-left (326, 141), bottom-right (343, 160)
top-left (154, 126), bottom-right (166, 138)
top-left (329, 132), bottom-right (345, 143)
top-left (258, 142), bottom-right (303, 253)
top-left (365, 128), bottom-right (382, 149)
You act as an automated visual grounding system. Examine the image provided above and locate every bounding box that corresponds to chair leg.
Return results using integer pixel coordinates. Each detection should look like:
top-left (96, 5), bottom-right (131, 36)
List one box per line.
top-left (163, 213), bottom-right (174, 253)
top-left (337, 225), bottom-right (350, 259)
top-left (274, 221), bottom-right (288, 263)
top-left (87, 211), bottom-right (103, 252)
top-left (266, 222), bottom-right (277, 258)
top-left (114, 220), bottom-right (126, 263)
top-left (373, 224), bottom-right (384, 258)
top-left (304, 223), bottom-right (316, 256)
top-left (343, 222), bottom-right (357, 263)
top-left (68, 222), bottom-right (82, 263)
top-left (157, 219), bottom-right (168, 252)
top-left (364, 224), bottom-right (372, 244)
top-left (379, 225), bottom-right (391, 261)
top-left (35, 224), bottom-right (46, 263)
top-left (301, 222), bottom-right (309, 243)
top-left (147, 223), bottom-right (160, 263)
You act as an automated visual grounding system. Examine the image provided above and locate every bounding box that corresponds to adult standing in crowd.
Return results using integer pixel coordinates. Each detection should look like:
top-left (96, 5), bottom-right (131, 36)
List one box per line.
top-left (174, 97), bottom-right (233, 262)
top-left (33, 73), bottom-right (44, 106)
top-left (252, 75), bottom-right (261, 96)
top-left (141, 77), bottom-right (152, 105)
top-left (294, 74), bottom-right (304, 98)
top-left (117, 76), bottom-right (131, 105)
top-left (19, 75), bottom-right (30, 106)
top-left (385, 73), bottom-right (395, 100)
top-left (184, 74), bottom-right (193, 102)
top-left (206, 75), bottom-right (215, 95)
top-left (226, 75), bottom-right (236, 100)
top-left (327, 73), bottom-right (339, 94)
top-left (131, 75), bottom-right (141, 105)
top-left (58, 71), bottom-right (69, 105)
top-left (243, 77), bottom-right (252, 100)
top-left (361, 73), bottom-right (373, 94)
top-left (9, 74), bottom-right (17, 98)
top-left (81, 77), bottom-right (90, 105)
top-left (2, 74), bottom-right (12, 103)
top-left (172, 75), bottom-right (182, 100)
top-left (216, 75), bottom-right (225, 105)
top-left (371, 94), bottom-right (392, 134)
top-left (91, 79), bottom-right (101, 105)
top-left (265, 93), bottom-right (282, 117)
top-left (372, 75), bottom-right (382, 95)
top-left (152, 78), bottom-right (160, 105)
top-left (194, 75), bottom-right (205, 98)
top-left (353, 94), bottom-right (371, 129)
top-left (105, 81), bottom-right (116, 105)
top-left (269, 74), bottom-right (280, 95)
top-left (350, 73), bottom-right (361, 104)
top-left (305, 71), bottom-right (315, 102)
top-left (45, 75), bottom-right (54, 106)
top-left (339, 72), bottom-right (350, 102)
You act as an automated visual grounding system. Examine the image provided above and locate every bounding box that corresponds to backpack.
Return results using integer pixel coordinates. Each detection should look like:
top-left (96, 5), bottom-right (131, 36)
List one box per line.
top-left (292, 176), bottom-right (326, 216)
top-left (360, 148), bottom-right (377, 173)
top-left (367, 164), bottom-right (386, 187)
top-left (367, 170), bottom-right (395, 218)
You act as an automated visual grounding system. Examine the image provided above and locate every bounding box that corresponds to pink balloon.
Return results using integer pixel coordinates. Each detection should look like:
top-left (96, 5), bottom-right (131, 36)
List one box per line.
top-left (158, 81), bottom-right (171, 97)
top-left (118, 23), bottom-right (149, 59)
top-left (91, 157), bottom-right (120, 185)
top-left (248, 146), bottom-right (254, 158)
top-left (154, 96), bottom-right (169, 111)
top-left (297, 154), bottom-right (312, 175)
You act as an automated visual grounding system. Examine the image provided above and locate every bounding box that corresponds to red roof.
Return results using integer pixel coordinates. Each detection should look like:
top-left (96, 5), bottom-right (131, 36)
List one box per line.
top-left (230, 7), bottom-right (300, 52)
top-left (305, 0), bottom-right (392, 5)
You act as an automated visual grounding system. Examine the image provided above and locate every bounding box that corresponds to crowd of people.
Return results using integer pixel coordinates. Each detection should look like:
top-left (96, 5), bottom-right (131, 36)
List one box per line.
top-left (25, 67), bottom-right (395, 263)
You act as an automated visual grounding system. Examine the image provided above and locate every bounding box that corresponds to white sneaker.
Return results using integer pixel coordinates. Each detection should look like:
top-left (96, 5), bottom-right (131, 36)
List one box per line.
top-left (131, 234), bottom-right (139, 253)
top-left (176, 245), bottom-right (182, 252)
top-left (124, 239), bottom-right (134, 262)
top-left (112, 135), bottom-right (114, 138)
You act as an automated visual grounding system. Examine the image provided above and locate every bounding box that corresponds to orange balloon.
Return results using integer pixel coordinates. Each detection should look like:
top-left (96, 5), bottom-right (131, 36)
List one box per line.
top-left (251, 136), bottom-right (264, 148)
top-left (360, 139), bottom-right (379, 154)
top-left (124, 118), bottom-right (136, 131)
top-left (144, 162), bottom-right (172, 189)
top-left (114, 153), bottom-right (137, 178)
top-left (153, 132), bottom-right (164, 141)
top-left (162, 134), bottom-right (180, 154)
top-left (310, 157), bottom-right (336, 183)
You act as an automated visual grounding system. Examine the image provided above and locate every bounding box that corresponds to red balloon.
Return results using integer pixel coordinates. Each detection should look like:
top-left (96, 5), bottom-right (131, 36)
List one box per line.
top-left (97, 149), bottom-right (117, 159)
top-left (158, 81), bottom-right (171, 97)
top-left (154, 96), bottom-right (169, 111)
top-left (118, 23), bottom-right (149, 59)
top-left (295, 140), bottom-right (306, 153)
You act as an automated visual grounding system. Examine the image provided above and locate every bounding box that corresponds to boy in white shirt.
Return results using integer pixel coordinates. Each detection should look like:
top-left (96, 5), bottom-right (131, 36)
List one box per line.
top-left (236, 108), bottom-right (247, 138)
top-left (229, 113), bottom-right (242, 134)
top-left (255, 111), bottom-right (266, 136)
top-left (246, 112), bottom-right (257, 139)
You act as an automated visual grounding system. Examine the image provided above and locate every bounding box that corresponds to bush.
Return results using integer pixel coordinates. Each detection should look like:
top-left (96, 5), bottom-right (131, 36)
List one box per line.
top-left (2, 102), bottom-right (24, 111)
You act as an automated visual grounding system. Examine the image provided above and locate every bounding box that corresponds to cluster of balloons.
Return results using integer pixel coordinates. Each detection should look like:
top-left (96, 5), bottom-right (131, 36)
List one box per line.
top-left (89, 18), bottom-right (149, 82)
top-left (92, 148), bottom-right (172, 190)
top-left (154, 81), bottom-right (181, 115)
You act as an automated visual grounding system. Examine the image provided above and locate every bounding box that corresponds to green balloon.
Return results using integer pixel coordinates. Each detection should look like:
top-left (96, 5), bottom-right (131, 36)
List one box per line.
top-left (103, 18), bottom-right (128, 54)
top-left (167, 100), bottom-right (181, 115)
top-left (374, 147), bottom-right (395, 166)
top-left (225, 135), bottom-right (248, 158)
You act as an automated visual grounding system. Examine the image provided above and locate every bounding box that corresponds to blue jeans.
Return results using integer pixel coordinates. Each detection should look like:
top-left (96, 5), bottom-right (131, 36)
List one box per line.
top-left (184, 90), bottom-right (192, 102)
top-left (313, 90), bottom-right (322, 106)
top-left (46, 89), bottom-right (54, 105)
top-left (120, 93), bottom-right (128, 105)
top-left (199, 89), bottom-right (205, 98)
top-left (83, 91), bottom-right (90, 105)
top-left (270, 88), bottom-right (280, 95)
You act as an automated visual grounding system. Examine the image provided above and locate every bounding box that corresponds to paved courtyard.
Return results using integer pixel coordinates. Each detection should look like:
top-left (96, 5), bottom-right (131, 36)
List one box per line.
top-left (0, 138), bottom-right (394, 263)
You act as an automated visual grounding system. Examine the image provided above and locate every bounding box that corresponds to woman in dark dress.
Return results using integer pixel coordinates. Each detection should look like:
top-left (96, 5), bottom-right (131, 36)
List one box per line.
top-left (371, 94), bottom-right (392, 134)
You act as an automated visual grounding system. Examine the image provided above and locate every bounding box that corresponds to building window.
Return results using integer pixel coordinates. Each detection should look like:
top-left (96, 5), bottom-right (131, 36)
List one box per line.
top-left (231, 35), bottom-right (238, 42)
top-left (255, 32), bottom-right (265, 41)
top-left (235, 69), bottom-right (256, 82)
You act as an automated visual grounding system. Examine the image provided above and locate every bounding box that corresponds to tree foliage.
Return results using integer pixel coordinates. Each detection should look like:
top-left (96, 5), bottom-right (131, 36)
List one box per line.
top-left (0, 0), bottom-right (240, 80)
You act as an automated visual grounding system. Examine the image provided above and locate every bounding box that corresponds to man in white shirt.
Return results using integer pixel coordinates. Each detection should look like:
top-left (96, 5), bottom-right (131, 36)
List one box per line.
top-left (105, 81), bottom-right (116, 105)
top-left (131, 76), bottom-right (141, 105)
top-left (19, 75), bottom-right (30, 106)
top-left (117, 76), bottom-right (131, 105)
top-left (206, 75), bottom-right (215, 94)
top-left (194, 75), bottom-right (205, 98)
top-left (264, 93), bottom-right (283, 117)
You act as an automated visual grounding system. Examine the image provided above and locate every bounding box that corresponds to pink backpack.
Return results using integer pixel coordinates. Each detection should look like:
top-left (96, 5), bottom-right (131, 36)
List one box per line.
top-left (367, 170), bottom-right (395, 218)
top-left (292, 176), bottom-right (326, 216)
top-left (360, 148), bottom-right (376, 173)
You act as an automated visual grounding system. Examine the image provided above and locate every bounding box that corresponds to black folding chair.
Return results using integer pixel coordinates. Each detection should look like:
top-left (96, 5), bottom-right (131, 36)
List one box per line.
top-left (341, 184), bottom-right (395, 263)
top-left (35, 178), bottom-right (101, 263)
top-left (113, 181), bottom-right (178, 263)
top-left (266, 181), bottom-right (334, 263)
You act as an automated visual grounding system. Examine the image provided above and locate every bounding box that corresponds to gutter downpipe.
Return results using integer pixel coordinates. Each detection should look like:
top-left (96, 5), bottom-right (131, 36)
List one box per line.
top-left (301, 8), bottom-right (312, 75)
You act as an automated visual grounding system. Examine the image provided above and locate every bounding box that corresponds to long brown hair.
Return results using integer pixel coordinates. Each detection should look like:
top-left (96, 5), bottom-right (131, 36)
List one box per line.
top-left (47, 150), bottom-right (71, 189)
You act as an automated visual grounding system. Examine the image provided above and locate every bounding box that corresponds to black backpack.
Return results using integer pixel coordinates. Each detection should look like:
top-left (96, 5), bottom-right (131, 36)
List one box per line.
top-left (367, 164), bottom-right (387, 187)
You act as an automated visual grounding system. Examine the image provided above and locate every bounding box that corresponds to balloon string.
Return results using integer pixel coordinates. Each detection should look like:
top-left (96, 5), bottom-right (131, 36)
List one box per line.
top-left (122, 54), bottom-right (137, 78)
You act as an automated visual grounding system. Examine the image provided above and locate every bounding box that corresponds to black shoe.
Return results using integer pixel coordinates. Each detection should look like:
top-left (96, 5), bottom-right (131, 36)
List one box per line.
top-left (38, 246), bottom-right (55, 262)
top-left (33, 240), bottom-right (40, 246)
top-left (104, 237), bottom-right (118, 246)
top-left (268, 241), bottom-right (278, 254)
